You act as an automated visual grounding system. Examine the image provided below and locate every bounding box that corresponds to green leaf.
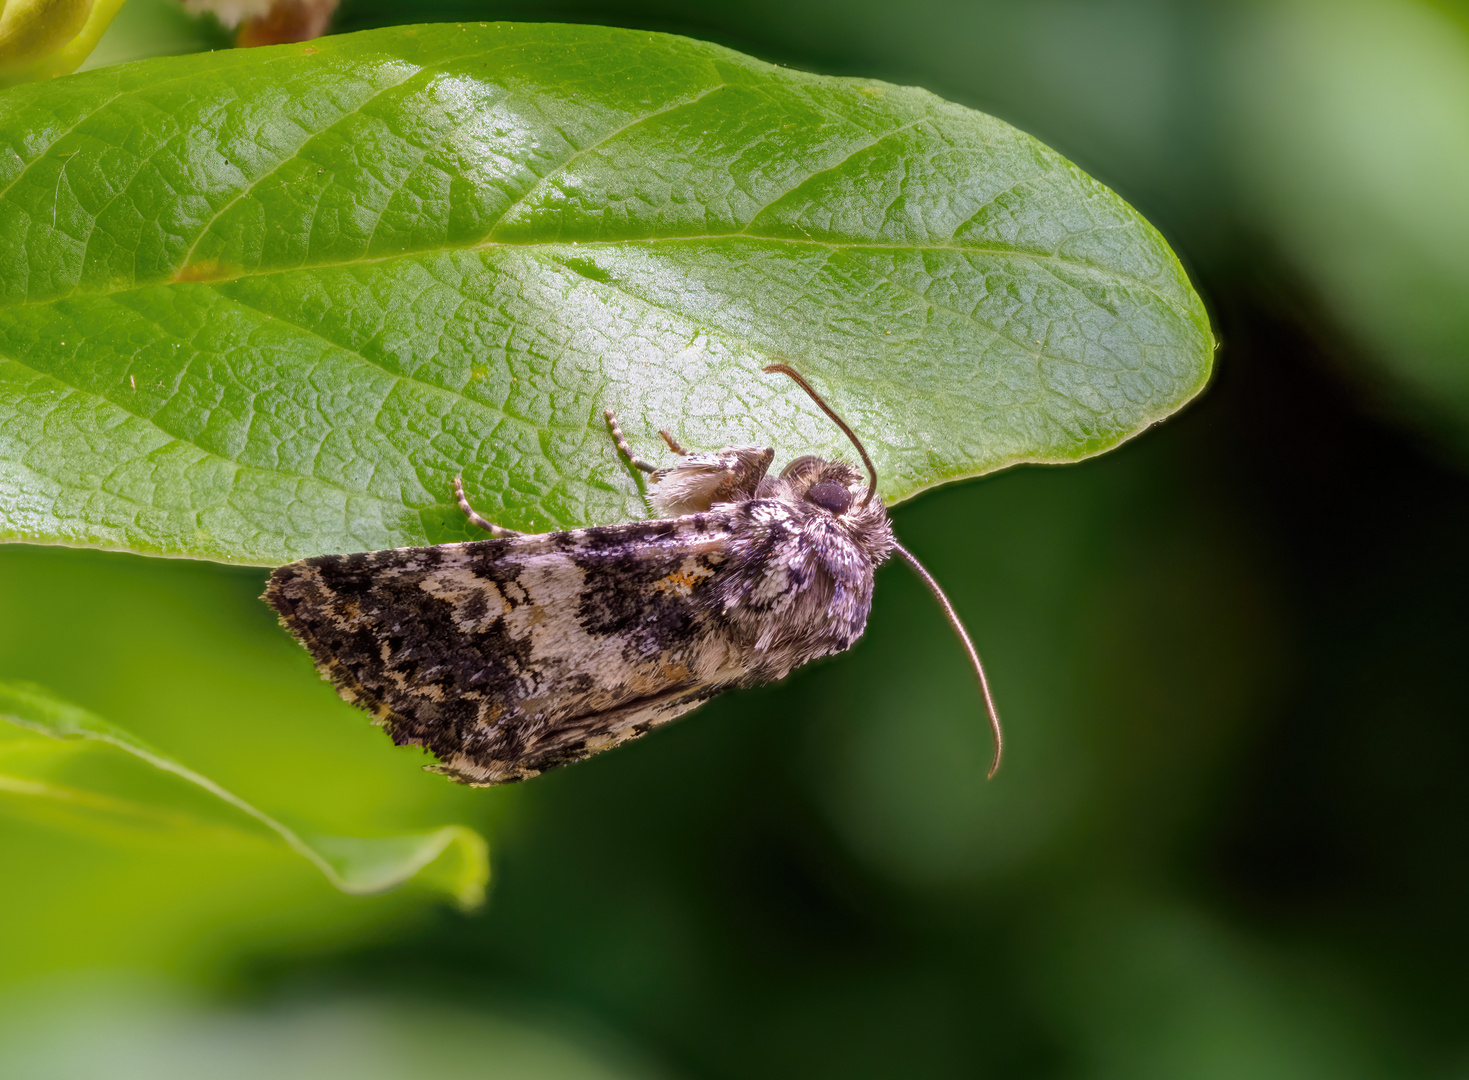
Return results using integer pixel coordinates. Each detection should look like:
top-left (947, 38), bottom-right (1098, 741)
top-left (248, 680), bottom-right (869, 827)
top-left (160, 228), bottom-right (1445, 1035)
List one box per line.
top-left (0, 22), bottom-right (1212, 565)
top-left (0, 680), bottom-right (490, 908)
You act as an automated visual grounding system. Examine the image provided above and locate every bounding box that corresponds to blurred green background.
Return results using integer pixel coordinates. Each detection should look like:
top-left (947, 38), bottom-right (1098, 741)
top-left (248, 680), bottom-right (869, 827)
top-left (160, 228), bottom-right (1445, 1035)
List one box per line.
top-left (4, 0), bottom-right (1469, 1076)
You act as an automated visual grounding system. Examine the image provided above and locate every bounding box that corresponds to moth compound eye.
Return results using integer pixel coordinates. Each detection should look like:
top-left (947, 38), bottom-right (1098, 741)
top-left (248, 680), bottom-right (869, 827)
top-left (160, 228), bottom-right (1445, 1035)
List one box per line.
top-left (806, 480), bottom-right (854, 515)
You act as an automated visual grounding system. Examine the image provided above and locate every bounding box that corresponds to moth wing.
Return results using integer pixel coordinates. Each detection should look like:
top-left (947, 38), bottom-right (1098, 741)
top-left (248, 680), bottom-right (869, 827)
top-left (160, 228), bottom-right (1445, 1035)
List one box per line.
top-left (265, 515), bottom-right (744, 785)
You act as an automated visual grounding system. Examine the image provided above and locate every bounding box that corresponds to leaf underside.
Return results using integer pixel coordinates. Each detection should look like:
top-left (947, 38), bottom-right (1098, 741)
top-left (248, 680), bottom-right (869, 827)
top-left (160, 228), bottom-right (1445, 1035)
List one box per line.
top-left (0, 22), bottom-right (1213, 564)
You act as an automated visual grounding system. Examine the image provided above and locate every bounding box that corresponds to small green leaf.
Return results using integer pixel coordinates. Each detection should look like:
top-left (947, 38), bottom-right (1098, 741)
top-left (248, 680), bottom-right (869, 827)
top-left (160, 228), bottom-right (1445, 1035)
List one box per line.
top-left (0, 23), bottom-right (1212, 565)
top-left (0, 680), bottom-right (489, 907)
top-left (0, 0), bottom-right (129, 87)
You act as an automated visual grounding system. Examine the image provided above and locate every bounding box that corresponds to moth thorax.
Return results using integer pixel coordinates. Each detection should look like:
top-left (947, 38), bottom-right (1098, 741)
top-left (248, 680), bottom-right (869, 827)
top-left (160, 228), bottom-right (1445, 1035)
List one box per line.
top-left (651, 446), bottom-right (774, 516)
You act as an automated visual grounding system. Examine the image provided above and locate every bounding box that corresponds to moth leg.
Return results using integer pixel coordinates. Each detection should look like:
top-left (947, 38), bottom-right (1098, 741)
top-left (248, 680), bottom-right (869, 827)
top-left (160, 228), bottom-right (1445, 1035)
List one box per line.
top-left (604, 409), bottom-right (660, 473)
top-left (658, 429), bottom-right (690, 455)
top-left (453, 476), bottom-right (522, 538)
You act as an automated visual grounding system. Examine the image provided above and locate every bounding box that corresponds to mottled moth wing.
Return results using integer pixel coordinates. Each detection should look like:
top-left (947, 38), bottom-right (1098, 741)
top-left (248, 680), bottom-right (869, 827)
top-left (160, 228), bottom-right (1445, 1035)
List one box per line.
top-left (265, 513), bottom-right (747, 785)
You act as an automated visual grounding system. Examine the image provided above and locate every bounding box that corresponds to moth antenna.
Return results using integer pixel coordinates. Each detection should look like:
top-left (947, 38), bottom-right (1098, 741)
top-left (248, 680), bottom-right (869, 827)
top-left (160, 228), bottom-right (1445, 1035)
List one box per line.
top-left (892, 541), bottom-right (1003, 779)
top-left (454, 476), bottom-right (522, 538)
top-left (762, 363), bottom-right (879, 508)
top-left (604, 409), bottom-right (659, 474)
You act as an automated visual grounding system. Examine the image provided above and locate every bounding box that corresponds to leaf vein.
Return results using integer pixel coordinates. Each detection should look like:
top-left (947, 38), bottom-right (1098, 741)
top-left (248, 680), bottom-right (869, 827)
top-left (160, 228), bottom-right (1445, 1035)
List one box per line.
top-left (0, 348), bottom-right (381, 509)
top-left (738, 117), bottom-right (925, 233)
top-left (484, 79), bottom-right (732, 238)
top-left (175, 62), bottom-right (434, 274)
top-left (213, 286), bottom-right (513, 426)
top-left (0, 47), bottom-right (314, 207)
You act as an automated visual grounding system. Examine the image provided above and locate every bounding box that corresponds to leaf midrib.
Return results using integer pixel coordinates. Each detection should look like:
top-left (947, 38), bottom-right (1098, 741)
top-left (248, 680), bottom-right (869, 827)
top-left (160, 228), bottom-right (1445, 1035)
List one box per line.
top-left (0, 227), bottom-right (1194, 509)
top-left (0, 234), bottom-right (1193, 328)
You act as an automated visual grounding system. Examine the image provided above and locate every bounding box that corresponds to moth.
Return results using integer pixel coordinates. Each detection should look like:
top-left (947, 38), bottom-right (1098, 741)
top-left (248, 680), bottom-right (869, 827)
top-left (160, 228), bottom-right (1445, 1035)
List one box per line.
top-left (265, 364), bottom-right (1002, 785)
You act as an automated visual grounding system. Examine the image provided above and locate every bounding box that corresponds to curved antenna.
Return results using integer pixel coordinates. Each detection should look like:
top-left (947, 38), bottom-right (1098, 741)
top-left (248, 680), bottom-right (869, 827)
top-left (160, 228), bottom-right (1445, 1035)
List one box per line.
top-left (892, 541), bottom-right (1004, 779)
top-left (762, 363), bottom-right (879, 508)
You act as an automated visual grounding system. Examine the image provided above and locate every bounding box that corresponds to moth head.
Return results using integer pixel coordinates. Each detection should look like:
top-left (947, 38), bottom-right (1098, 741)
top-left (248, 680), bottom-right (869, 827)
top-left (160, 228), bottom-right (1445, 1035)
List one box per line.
top-left (779, 455), bottom-right (864, 517)
top-left (762, 361), bottom-right (1004, 780)
top-left (761, 364), bottom-right (879, 509)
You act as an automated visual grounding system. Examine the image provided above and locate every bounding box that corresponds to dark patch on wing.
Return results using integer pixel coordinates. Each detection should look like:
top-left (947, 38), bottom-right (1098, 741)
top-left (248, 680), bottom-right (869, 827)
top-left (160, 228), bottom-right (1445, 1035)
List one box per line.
top-left (264, 516), bottom-right (737, 782)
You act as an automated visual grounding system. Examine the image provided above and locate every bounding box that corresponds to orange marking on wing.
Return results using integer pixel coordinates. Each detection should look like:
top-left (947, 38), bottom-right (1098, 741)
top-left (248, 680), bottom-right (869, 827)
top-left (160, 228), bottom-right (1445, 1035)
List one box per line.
top-left (652, 564), bottom-right (713, 596)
